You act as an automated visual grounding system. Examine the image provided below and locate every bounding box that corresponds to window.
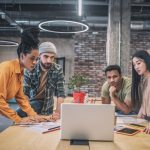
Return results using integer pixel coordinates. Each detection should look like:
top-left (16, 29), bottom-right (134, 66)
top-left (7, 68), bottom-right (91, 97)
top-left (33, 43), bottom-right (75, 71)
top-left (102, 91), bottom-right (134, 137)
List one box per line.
top-left (56, 57), bottom-right (65, 75)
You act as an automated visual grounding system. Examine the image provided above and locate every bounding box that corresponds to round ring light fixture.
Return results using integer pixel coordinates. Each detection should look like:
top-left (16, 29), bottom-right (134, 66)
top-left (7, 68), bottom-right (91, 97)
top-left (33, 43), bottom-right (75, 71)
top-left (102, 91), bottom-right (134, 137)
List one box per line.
top-left (0, 40), bottom-right (19, 47)
top-left (39, 20), bottom-right (89, 34)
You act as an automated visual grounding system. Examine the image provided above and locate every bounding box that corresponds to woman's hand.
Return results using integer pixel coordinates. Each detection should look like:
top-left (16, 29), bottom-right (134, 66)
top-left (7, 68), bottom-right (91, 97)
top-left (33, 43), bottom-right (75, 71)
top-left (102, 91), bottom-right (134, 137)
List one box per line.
top-left (18, 114), bottom-right (59, 124)
top-left (143, 122), bottom-right (150, 134)
top-left (19, 116), bottom-right (37, 124)
top-left (29, 115), bottom-right (57, 122)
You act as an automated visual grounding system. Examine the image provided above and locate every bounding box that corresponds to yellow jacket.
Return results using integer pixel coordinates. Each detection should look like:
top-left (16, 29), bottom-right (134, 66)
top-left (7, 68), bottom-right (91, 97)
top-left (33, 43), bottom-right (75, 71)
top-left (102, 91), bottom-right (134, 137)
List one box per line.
top-left (0, 59), bottom-right (37, 123)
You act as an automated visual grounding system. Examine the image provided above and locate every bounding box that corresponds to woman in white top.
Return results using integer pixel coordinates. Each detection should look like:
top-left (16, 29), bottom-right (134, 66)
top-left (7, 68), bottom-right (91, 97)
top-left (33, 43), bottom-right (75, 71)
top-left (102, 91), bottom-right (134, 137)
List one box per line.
top-left (132, 50), bottom-right (150, 134)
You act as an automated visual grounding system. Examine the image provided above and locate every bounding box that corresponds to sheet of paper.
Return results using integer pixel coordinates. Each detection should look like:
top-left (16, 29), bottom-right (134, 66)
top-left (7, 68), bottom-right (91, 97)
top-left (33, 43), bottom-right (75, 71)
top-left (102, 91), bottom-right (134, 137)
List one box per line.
top-left (115, 112), bottom-right (137, 117)
top-left (117, 117), bottom-right (146, 125)
top-left (26, 120), bottom-right (60, 133)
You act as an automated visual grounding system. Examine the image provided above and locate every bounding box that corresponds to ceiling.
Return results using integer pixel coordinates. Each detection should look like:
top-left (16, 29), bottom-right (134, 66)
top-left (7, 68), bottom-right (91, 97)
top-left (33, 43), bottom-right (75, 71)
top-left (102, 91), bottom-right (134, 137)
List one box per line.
top-left (0, 0), bottom-right (150, 37)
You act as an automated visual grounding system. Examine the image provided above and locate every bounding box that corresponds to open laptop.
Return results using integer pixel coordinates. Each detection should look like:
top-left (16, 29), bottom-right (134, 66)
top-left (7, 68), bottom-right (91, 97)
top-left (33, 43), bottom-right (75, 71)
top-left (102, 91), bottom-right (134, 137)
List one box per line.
top-left (60, 103), bottom-right (115, 141)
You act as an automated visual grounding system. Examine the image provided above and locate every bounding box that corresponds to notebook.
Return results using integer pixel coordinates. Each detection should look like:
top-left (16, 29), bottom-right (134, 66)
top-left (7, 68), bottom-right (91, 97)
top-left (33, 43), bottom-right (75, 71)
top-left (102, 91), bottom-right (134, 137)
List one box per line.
top-left (61, 103), bottom-right (115, 141)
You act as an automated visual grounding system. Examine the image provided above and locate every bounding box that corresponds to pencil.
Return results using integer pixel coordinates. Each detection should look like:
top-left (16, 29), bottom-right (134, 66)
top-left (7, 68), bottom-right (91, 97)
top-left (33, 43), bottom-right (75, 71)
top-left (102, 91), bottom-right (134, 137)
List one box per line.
top-left (48, 126), bottom-right (60, 130)
top-left (42, 127), bottom-right (60, 134)
top-left (13, 123), bottom-right (39, 126)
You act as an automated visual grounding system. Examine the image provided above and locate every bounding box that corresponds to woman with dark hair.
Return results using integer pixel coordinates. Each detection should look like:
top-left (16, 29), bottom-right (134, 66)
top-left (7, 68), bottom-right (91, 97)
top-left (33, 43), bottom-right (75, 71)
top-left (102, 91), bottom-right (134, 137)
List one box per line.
top-left (132, 50), bottom-right (150, 134)
top-left (0, 28), bottom-right (56, 124)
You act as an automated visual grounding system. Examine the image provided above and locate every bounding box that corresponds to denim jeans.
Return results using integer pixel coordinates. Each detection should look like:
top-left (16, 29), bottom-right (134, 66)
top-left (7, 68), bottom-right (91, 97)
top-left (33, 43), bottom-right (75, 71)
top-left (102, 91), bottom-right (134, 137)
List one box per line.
top-left (16, 100), bottom-right (44, 117)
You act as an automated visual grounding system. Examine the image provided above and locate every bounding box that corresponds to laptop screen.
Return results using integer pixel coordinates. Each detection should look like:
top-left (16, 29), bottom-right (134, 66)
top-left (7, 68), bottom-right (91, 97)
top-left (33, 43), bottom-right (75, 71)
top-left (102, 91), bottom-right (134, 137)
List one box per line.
top-left (61, 103), bottom-right (115, 141)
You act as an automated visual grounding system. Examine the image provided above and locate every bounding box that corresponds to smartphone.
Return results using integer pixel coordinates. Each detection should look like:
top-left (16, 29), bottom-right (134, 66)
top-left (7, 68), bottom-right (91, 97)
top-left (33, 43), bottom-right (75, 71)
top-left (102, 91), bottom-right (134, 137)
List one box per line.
top-left (116, 127), bottom-right (140, 136)
top-left (129, 124), bottom-right (145, 128)
top-left (70, 139), bottom-right (89, 145)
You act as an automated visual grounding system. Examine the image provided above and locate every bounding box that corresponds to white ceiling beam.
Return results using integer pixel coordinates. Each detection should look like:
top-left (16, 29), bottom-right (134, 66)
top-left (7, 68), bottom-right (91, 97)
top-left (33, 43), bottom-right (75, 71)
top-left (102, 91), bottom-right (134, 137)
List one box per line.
top-left (0, 0), bottom-right (108, 5)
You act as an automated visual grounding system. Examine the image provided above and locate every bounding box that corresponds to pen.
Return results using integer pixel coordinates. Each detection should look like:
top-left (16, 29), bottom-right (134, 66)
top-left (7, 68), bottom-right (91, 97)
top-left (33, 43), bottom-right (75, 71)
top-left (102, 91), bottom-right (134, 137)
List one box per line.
top-left (48, 126), bottom-right (60, 130)
top-left (13, 123), bottom-right (39, 126)
top-left (42, 127), bottom-right (60, 134)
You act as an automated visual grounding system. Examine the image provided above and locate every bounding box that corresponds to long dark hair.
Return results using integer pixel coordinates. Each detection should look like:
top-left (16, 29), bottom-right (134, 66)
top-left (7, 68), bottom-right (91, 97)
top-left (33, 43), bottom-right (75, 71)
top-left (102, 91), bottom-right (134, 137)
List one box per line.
top-left (17, 27), bottom-right (40, 58)
top-left (131, 50), bottom-right (150, 111)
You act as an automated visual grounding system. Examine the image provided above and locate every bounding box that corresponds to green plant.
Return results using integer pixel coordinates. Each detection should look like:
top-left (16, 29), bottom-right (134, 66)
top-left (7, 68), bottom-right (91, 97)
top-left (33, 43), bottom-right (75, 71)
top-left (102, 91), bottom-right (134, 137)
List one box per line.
top-left (68, 74), bottom-right (88, 92)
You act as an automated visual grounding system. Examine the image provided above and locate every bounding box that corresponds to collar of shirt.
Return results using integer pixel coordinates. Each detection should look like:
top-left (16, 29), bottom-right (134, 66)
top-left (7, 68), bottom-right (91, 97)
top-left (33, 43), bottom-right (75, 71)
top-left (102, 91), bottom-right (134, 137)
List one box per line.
top-left (14, 59), bottom-right (23, 74)
top-left (14, 59), bottom-right (24, 82)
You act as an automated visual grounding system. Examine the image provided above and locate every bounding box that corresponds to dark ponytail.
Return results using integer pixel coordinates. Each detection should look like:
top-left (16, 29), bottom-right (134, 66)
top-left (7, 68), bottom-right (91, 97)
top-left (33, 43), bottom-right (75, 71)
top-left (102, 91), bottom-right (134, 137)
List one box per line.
top-left (17, 27), bottom-right (40, 57)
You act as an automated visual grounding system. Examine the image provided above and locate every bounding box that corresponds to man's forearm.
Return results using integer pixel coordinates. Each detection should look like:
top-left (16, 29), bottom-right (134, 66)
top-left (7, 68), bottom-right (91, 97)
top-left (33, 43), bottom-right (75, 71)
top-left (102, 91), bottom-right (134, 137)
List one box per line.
top-left (111, 96), bottom-right (131, 114)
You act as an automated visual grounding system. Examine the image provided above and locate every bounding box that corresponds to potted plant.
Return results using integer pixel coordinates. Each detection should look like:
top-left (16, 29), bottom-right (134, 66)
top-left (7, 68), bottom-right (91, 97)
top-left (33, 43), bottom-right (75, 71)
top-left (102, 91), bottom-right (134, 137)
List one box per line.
top-left (68, 74), bottom-right (88, 103)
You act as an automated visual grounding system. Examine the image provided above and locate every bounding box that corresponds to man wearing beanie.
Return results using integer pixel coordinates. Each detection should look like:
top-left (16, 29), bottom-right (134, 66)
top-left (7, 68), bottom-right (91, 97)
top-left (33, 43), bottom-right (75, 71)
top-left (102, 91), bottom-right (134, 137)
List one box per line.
top-left (17, 42), bottom-right (65, 118)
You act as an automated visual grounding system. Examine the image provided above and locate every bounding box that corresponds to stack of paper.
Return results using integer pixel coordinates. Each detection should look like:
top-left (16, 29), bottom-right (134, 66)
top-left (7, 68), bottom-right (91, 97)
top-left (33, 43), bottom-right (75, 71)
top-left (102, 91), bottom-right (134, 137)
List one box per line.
top-left (117, 116), bottom-right (146, 124)
top-left (26, 121), bottom-right (60, 133)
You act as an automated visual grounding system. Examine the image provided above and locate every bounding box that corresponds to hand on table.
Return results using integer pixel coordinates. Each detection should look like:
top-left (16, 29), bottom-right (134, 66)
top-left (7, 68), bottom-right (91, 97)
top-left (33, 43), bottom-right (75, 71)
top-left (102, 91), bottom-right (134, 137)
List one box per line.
top-left (35, 112), bottom-right (60, 122)
top-left (18, 114), bottom-right (57, 124)
top-left (29, 115), bottom-right (57, 122)
top-left (51, 112), bottom-right (60, 120)
top-left (17, 111), bottom-right (61, 125)
top-left (18, 116), bottom-right (37, 124)
top-left (143, 122), bottom-right (150, 134)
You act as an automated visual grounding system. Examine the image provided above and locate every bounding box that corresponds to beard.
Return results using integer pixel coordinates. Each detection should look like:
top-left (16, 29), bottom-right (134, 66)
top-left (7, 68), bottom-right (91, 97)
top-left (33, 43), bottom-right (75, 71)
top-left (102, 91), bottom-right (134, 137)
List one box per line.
top-left (110, 79), bottom-right (122, 89)
top-left (110, 81), bottom-right (117, 86)
top-left (40, 61), bottom-right (52, 70)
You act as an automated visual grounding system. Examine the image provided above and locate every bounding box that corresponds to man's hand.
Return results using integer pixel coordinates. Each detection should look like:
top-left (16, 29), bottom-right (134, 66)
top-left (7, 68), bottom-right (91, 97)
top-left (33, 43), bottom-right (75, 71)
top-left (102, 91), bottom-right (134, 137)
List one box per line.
top-left (109, 86), bottom-right (117, 99)
top-left (52, 112), bottom-right (60, 120)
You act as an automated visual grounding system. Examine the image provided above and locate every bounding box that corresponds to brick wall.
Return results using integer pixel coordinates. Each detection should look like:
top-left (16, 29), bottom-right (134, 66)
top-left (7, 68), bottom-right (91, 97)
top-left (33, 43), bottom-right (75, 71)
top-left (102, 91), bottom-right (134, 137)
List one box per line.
top-left (129, 30), bottom-right (150, 75)
top-left (73, 30), bottom-right (150, 97)
top-left (131, 30), bottom-right (150, 55)
top-left (73, 30), bottom-right (107, 97)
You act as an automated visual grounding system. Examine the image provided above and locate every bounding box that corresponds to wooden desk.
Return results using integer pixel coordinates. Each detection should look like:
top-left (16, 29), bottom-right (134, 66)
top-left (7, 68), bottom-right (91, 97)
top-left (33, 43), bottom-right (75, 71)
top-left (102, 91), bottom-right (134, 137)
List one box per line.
top-left (0, 126), bottom-right (89, 150)
top-left (0, 125), bottom-right (150, 150)
top-left (89, 133), bottom-right (150, 150)
top-left (0, 98), bottom-right (149, 150)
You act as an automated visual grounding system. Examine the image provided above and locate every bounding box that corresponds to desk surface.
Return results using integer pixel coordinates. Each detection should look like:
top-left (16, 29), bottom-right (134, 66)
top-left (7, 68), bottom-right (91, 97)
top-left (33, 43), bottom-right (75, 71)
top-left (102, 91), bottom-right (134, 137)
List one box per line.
top-left (0, 97), bottom-right (149, 150)
top-left (0, 125), bottom-right (150, 150)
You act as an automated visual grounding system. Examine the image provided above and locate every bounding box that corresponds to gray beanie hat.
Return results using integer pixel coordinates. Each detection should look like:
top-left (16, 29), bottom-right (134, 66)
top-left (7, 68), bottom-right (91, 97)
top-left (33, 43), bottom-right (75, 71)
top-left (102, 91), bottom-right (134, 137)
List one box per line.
top-left (39, 42), bottom-right (57, 54)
